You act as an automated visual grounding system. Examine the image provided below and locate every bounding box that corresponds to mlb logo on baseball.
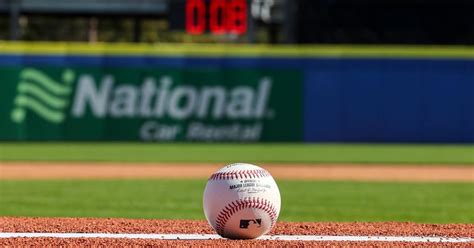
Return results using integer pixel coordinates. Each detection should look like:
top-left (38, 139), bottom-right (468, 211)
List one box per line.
top-left (203, 163), bottom-right (281, 239)
top-left (239, 219), bottom-right (262, 229)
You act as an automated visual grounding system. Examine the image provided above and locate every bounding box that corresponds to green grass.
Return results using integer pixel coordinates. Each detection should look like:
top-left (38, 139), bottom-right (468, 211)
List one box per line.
top-left (0, 180), bottom-right (472, 223)
top-left (1, 143), bottom-right (473, 164)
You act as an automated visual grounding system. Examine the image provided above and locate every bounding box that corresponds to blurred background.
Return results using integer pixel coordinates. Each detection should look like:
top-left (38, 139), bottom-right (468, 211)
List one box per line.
top-left (0, 0), bottom-right (473, 143)
top-left (1, 0), bottom-right (473, 44)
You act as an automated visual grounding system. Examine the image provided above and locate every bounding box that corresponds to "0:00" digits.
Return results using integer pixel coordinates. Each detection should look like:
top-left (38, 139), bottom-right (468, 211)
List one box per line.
top-left (186, 0), bottom-right (247, 35)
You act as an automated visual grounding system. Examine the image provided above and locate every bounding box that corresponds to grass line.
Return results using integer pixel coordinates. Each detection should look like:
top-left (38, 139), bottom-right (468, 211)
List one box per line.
top-left (0, 180), bottom-right (472, 223)
top-left (1, 143), bottom-right (473, 164)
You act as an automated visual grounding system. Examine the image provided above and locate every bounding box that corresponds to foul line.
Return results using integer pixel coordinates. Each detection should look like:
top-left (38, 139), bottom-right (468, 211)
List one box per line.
top-left (0, 233), bottom-right (472, 243)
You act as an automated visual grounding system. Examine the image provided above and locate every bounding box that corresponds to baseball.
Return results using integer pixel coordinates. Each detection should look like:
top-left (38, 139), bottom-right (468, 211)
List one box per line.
top-left (203, 163), bottom-right (281, 239)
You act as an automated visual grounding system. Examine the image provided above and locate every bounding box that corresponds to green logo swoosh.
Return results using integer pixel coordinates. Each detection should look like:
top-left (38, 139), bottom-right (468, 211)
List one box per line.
top-left (11, 68), bottom-right (75, 124)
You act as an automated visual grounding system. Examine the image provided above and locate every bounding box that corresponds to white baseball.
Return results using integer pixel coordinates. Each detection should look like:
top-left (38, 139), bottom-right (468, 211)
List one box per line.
top-left (203, 163), bottom-right (281, 239)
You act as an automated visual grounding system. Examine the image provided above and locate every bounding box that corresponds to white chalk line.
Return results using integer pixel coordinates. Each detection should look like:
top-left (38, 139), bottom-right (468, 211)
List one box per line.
top-left (0, 233), bottom-right (472, 243)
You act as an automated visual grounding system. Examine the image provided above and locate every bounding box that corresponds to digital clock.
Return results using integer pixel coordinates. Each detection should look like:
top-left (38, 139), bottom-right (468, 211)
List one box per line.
top-left (185, 0), bottom-right (247, 35)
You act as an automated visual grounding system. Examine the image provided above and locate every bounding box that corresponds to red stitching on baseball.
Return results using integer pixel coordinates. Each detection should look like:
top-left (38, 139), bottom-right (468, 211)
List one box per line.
top-left (209, 169), bottom-right (270, 180)
top-left (214, 197), bottom-right (278, 237)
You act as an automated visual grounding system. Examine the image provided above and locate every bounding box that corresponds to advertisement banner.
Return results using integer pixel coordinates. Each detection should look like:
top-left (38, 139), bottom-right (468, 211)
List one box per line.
top-left (0, 66), bottom-right (303, 141)
top-left (1, 43), bottom-right (472, 143)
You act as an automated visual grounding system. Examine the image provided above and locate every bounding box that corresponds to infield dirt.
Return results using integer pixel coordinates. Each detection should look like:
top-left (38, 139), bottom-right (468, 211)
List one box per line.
top-left (1, 162), bottom-right (473, 181)
top-left (1, 217), bottom-right (473, 247)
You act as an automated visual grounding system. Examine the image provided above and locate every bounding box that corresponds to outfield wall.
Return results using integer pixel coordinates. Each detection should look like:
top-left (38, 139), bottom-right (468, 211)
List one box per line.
top-left (0, 42), bottom-right (473, 142)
